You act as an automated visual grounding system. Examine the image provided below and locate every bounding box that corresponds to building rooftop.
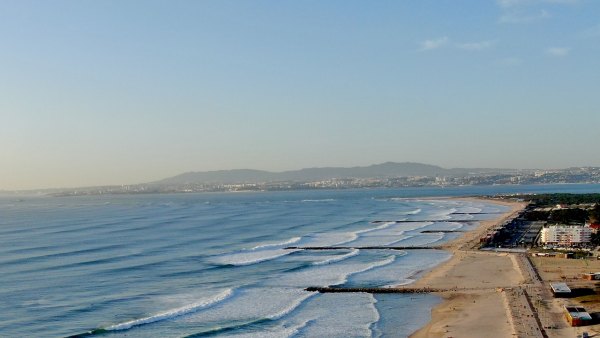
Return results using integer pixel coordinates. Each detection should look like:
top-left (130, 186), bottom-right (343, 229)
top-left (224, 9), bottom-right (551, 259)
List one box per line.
top-left (565, 306), bottom-right (593, 320)
top-left (551, 282), bottom-right (572, 293)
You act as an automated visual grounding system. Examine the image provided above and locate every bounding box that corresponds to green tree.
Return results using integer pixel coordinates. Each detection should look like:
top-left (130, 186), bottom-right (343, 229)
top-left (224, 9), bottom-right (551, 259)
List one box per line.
top-left (550, 208), bottom-right (588, 224)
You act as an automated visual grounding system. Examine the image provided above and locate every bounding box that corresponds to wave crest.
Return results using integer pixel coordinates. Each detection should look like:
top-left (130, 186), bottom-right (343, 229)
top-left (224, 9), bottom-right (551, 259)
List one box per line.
top-left (105, 288), bottom-right (234, 331)
top-left (313, 249), bottom-right (360, 265)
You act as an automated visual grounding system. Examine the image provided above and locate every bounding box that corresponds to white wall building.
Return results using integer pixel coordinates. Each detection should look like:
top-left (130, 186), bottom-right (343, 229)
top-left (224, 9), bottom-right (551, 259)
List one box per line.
top-left (540, 225), bottom-right (592, 246)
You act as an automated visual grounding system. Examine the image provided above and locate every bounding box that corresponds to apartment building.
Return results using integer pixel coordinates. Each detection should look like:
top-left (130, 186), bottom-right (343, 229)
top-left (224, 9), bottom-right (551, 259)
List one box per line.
top-left (540, 225), bottom-right (592, 246)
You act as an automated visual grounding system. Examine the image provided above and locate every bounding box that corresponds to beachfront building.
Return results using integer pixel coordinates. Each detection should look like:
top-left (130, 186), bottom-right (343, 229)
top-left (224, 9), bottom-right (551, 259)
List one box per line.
top-left (582, 272), bottom-right (600, 280)
top-left (564, 306), bottom-right (593, 326)
top-left (550, 282), bottom-right (572, 297)
top-left (540, 225), bottom-right (592, 246)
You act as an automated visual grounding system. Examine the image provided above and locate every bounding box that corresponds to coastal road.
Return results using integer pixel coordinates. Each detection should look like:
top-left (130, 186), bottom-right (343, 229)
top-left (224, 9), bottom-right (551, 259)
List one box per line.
top-left (505, 287), bottom-right (545, 338)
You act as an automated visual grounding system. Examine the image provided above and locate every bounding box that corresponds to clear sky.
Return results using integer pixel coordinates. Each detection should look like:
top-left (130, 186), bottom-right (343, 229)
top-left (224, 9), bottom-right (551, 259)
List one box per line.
top-left (1, 0), bottom-right (599, 190)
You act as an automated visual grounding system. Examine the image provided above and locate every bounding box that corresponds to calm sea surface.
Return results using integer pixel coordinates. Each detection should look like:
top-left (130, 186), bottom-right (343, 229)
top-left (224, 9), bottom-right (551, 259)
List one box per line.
top-left (2, 184), bottom-right (600, 337)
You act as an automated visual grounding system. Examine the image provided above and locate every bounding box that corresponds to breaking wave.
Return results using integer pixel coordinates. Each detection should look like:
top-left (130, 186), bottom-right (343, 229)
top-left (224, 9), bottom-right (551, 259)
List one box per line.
top-left (313, 249), bottom-right (360, 265)
top-left (105, 288), bottom-right (234, 331)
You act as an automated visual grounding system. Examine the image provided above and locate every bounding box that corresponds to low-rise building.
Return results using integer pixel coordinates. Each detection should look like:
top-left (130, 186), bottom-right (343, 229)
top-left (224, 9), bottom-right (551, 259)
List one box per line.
top-left (564, 306), bottom-right (593, 326)
top-left (540, 225), bottom-right (592, 246)
top-left (550, 282), bottom-right (572, 297)
top-left (582, 272), bottom-right (600, 280)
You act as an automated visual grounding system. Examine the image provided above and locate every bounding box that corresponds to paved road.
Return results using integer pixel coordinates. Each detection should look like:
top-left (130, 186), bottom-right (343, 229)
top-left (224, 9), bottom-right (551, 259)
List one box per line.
top-left (505, 287), bottom-right (545, 338)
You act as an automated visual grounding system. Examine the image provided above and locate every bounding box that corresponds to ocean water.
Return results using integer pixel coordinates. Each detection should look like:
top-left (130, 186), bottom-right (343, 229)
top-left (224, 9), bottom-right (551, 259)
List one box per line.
top-left (1, 184), bottom-right (599, 337)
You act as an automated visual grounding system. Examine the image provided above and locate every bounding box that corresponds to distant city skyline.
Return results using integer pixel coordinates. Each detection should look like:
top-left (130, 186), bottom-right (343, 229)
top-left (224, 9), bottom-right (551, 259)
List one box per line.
top-left (1, 1), bottom-right (599, 190)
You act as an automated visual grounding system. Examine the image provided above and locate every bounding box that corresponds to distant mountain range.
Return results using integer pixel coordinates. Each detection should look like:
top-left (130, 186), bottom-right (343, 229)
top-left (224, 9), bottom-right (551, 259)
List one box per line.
top-left (27, 162), bottom-right (599, 196)
top-left (155, 162), bottom-right (522, 185)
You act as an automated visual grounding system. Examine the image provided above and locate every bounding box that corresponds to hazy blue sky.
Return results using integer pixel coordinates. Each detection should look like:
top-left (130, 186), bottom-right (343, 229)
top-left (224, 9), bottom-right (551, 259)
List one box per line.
top-left (1, 0), bottom-right (599, 190)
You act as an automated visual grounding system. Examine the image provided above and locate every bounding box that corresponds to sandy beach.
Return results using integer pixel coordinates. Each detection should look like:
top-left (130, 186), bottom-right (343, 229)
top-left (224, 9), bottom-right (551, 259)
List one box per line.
top-left (409, 198), bottom-right (529, 338)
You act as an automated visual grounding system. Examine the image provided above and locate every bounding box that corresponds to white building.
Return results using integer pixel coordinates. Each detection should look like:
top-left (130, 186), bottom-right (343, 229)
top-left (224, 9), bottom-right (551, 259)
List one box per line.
top-left (540, 225), bottom-right (592, 246)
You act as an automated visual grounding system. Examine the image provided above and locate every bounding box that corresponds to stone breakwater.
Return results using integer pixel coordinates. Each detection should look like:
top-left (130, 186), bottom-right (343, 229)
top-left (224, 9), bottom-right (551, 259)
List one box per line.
top-left (371, 220), bottom-right (477, 223)
top-left (304, 287), bottom-right (447, 293)
top-left (285, 246), bottom-right (438, 250)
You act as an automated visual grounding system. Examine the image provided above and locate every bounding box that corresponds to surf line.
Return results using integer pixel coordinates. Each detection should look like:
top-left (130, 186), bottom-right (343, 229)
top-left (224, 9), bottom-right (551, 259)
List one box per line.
top-left (64, 289), bottom-right (234, 337)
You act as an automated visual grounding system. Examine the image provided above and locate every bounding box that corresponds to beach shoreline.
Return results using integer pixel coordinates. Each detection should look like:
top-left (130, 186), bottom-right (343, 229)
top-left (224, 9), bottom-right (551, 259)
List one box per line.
top-left (408, 197), bottom-right (529, 337)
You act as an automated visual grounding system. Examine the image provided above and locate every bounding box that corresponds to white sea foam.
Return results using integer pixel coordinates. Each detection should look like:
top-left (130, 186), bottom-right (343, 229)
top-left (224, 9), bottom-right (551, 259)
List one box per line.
top-left (345, 235), bottom-right (401, 247)
top-left (342, 221), bottom-right (431, 247)
top-left (452, 213), bottom-right (474, 220)
top-left (214, 221), bottom-right (404, 266)
top-left (303, 232), bottom-right (359, 247)
top-left (105, 288), bottom-right (234, 331)
top-left (339, 255), bottom-right (402, 286)
top-left (313, 249), bottom-right (360, 265)
top-left (214, 237), bottom-right (302, 266)
top-left (287, 318), bottom-right (315, 337)
top-left (383, 235), bottom-right (414, 246)
top-left (337, 223), bottom-right (396, 246)
top-left (301, 199), bottom-right (336, 203)
top-left (367, 293), bottom-right (381, 336)
top-left (269, 255), bottom-right (398, 288)
top-left (266, 292), bottom-right (316, 320)
top-left (355, 222), bottom-right (394, 234)
top-left (335, 232), bottom-right (359, 245)
top-left (451, 222), bottom-right (464, 230)
top-left (350, 250), bottom-right (450, 287)
top-left (395, 232), bottom-right (445, 247)
top-left (291, 293), bottom-right (379, 338)
top-left (420, 207), bottom-right (456, 220)
top-left (214, 249), bottom-right (299, 266)
top-left (417, 221), bottom-right (464, 233)
top-left (252, 237), bottom-right (302, 250)
top-left (216, 214), bottom-right (438, 268)
top-left (182, 288), bottom-right (313, 326)
top-left (388, 197), bottom-right (409, 202)
top-left (453, 206), bottom-right (483, 214)
top-left (405, 208), bottom-right (422, 215)
top-left (220, 319), bottom-right (316, 338)
top-left (392, 221), bottom-right (433, 233)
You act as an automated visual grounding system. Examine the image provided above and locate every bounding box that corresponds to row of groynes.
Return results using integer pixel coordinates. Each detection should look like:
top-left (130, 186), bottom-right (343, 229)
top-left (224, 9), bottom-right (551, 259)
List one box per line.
top-left (371, 220), bottom-right (477, 223)
top-left (285, 246), bottom-right (438, 250)
top-left (305, 287), bottom-right (447, 293)
top-left (302, 214), bottom-right (496, 294)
